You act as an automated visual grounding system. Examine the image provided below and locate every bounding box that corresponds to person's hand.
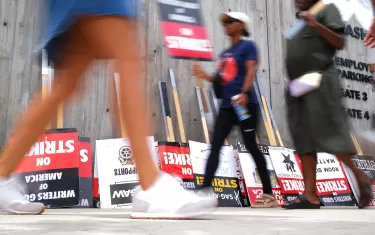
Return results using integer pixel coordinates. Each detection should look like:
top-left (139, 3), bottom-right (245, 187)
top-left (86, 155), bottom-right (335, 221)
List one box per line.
top-left (191, 61), bottom-right (207, 79)
top-left (299, 11), bottom-right (318, 28)
top-left (232, 93), bottom-right (248, 107)
top-left (364, 19), bottom-right (375, 48)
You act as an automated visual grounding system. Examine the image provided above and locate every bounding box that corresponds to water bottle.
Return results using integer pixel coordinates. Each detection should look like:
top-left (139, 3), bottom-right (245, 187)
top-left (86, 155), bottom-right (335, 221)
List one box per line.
top-left (231, 95), bottom-right (250, 121)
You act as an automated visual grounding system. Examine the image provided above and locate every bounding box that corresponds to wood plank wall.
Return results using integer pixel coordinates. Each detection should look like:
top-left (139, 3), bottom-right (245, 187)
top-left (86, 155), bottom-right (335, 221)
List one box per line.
top-left (0, 0), bottom-right (374, 155)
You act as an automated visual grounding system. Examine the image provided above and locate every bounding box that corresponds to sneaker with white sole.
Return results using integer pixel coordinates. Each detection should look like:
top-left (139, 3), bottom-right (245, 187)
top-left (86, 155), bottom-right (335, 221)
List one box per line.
top-left (0, 177), bottom-right (46, 215)
top-left (131, 172), bottom-right (217, 219)
top-left (196, 187), bottom-right (215, 197)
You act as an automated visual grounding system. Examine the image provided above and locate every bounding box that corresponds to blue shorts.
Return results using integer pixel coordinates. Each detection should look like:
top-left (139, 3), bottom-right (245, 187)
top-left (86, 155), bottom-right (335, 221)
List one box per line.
top-left (35, 0), bottom-right (138, 65)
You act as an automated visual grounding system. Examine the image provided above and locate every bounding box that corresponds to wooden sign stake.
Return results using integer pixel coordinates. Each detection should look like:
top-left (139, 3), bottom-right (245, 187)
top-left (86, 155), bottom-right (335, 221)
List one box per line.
top-left (169, 69), bottom-right (186, 143)
top-left (159, 81), bottom-right (175, 142)
top-left (196, 87), bottom-right (210, 144)
top-left (114, 73), bottom-right (128, 138)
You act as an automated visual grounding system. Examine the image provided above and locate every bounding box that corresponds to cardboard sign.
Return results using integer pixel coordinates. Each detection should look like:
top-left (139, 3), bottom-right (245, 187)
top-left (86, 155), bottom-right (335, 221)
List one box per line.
top-left (268, 146), bottom-right (304, 203)
top-left (13, 128), bottom-right (80, 207)
top-left (158, 141), bottom-right (196, 190)
top-left (95, 137), bottom-right (157, 209)
top-left (157, 0), bottom-right (214, 60)
top-left (189, 141), bottom-right (244, 207)
top-left (315, 153), bottom-right (355, 206)
top-left (74, 137), bottom-right (93, 208)
top-left (237, 144), bottom-right (283, 206)
top-left (343, 155), bottom-right (375, 207)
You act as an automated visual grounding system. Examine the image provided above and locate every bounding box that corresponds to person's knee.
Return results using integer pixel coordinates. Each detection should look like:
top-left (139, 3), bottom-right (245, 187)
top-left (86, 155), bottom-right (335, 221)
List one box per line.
top-left (78, 16), bottom-right (141, 60)
top-left (53, 78), bottom-right (80, 99)
top-left (249, 148), bottom-right (267, 167)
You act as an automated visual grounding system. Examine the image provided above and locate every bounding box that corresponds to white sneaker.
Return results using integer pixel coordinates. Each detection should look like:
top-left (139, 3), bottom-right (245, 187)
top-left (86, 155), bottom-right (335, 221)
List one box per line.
top-left (196, 187), bottom-right (215, 198)
top-left (131, 172), bottom-right (217, 219)
top-left (0, 177), bottom-right (46, 215)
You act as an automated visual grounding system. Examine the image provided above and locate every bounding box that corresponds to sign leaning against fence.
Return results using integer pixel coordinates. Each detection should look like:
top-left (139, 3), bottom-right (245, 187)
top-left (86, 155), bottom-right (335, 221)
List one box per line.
top-left (237, 144), bottom-right (284, 206)
top-left (95, 137), bottom-right (157, 209)
top-left (158, 141), bottom-right (196, 190)
top-left (315, 153), bottom-right (355, 206)
top-left (189, 141), bottom-right (244, 207)
top-left (268, 146), bottom-right (304, 203)
top-left (13, 129), bottom-right (80, 208)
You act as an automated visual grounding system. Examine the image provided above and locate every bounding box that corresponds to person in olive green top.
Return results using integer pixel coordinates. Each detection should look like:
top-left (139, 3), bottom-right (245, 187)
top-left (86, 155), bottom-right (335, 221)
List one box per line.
top-left (364, 0), bottom-right (375, 48)
top-left (284, 0), bottom-right (372, 209)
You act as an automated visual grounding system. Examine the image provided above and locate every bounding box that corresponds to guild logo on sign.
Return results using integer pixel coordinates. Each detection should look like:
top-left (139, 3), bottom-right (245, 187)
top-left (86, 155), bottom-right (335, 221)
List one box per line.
top-left (118, 146), bottom-right (134, 166)
top-left (282, 153), bottom-right (296, 173)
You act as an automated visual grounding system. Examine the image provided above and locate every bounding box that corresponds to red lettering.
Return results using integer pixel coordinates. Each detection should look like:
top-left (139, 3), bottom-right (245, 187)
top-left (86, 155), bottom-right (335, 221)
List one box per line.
top-left (27, 140), bottom-right (75, 156)
top-left (281, 180), bottom-right (304, 192)
top-left (316, 180), bottom-right (348, 193)
top-left (163, 152), bottom-right (191, 166)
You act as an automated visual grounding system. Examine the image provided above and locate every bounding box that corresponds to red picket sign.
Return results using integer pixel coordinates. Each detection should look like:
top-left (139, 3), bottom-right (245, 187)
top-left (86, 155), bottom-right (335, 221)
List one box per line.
top-left (158, 141), bottom-right (196, 190)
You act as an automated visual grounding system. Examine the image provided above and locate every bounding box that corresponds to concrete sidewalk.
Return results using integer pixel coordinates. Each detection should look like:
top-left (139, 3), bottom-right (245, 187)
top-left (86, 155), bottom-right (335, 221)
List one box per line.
top-left (1, 207), bottom-right (374, 235)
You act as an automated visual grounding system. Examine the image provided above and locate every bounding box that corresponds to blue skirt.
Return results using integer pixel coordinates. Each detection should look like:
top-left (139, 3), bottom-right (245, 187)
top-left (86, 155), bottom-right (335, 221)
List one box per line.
top-left (36, 0), bottom-right (139, 65)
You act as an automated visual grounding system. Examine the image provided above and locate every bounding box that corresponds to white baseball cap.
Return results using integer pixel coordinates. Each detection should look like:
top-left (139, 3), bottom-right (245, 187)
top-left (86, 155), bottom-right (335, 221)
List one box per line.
top-left (220, 12), bottom-right (250, 37)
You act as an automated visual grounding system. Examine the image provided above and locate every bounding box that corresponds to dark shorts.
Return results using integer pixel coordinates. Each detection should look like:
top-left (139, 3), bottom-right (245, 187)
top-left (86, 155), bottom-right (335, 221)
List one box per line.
top-left (286, 65), bottom-right (356, 156)
top-left (35, 0), bottom-right (138, 65)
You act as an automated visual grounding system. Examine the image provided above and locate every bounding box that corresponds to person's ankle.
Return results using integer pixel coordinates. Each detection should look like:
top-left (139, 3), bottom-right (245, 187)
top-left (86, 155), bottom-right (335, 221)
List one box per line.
top-left (0, 170), bottom-right (11, 179)
top-left (303, 194), bottom-right (319, 203)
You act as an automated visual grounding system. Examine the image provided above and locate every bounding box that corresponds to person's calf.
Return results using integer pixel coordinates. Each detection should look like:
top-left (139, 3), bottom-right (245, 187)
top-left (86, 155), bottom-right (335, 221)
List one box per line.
top-left (336, 153), bottom-right (368, 182)
top-left (300, 153), bottom-right (320, 204)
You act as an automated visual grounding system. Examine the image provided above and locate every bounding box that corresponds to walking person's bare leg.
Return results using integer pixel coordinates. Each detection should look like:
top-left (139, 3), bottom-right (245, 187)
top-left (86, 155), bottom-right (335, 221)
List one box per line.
top-left (336, 154), bottom-right (372, 208)
top-left (0, 28), bottom-right (93, 214)
top-left (283, 153), bottom-right (320, 209)
top-left (300, 153), bottom-right (320, 204)
top-left (79, 16), bottom-right (217, 219)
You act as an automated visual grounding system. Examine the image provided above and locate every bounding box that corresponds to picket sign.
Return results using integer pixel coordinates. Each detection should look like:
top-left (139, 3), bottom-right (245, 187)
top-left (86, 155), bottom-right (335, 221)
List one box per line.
top-left (94, 137), bottom-right (158, 209)
top-left (188, 141), bottom-right (244, 207)
top-left (13, 128), bottom-right (93, 208)
top-left (237, 144), bottom-right (284, 206)
top-left (342, 155), bottom-right (375, 206)
top-left (158, 141), bottom-right (196, 190)
top-left (92, 140), bottom-right (371, 208)
top-left (267, 146), bottom-right (305, 203)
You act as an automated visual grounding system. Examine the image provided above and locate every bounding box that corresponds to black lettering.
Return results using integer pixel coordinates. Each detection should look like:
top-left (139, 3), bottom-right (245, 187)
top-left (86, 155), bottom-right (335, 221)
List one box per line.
top-left (354, 90), bottom-right (360, 100)
top-left (345, 24), bottom-right (368, 40)
top-left (344, 89), bottom-right (351, 98)
top-left (347, 108), bottom-right (353, 118)
top-left (364, 63), bottom-right (370, 72)
top-left (357, 110), bottom-right (363, 119)
top-left (348, 71), bottom-right (355, 80)
top-left (364, 111), bottom-right (370, 120)
top-left (345, 25), bottom-right (356, 38)
top-left (353, 26), bottom-right (361, 39)
top-left (342, 70), bottom-right (349, 79)
top-left (336, 57), bottom-right (342, 67)
top-left (362, 92), bottom-right (368, 101)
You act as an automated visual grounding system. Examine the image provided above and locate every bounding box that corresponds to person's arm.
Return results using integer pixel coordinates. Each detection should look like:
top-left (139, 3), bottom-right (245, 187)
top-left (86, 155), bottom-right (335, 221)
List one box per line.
top-left (191, 61), bottom-right (213, 82)
top-left (243, 60), bottom-right (257, 92)
top-left (242, 41), bottom-right (258, 93)
top-left (299, 5), bottom-right (345, 49)
top-left (201, 72), bottom-right (213, 82)
top-left (364, 0), bottom-right (375, 47)
top-left (313, 22), bottom-right (345, 49)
